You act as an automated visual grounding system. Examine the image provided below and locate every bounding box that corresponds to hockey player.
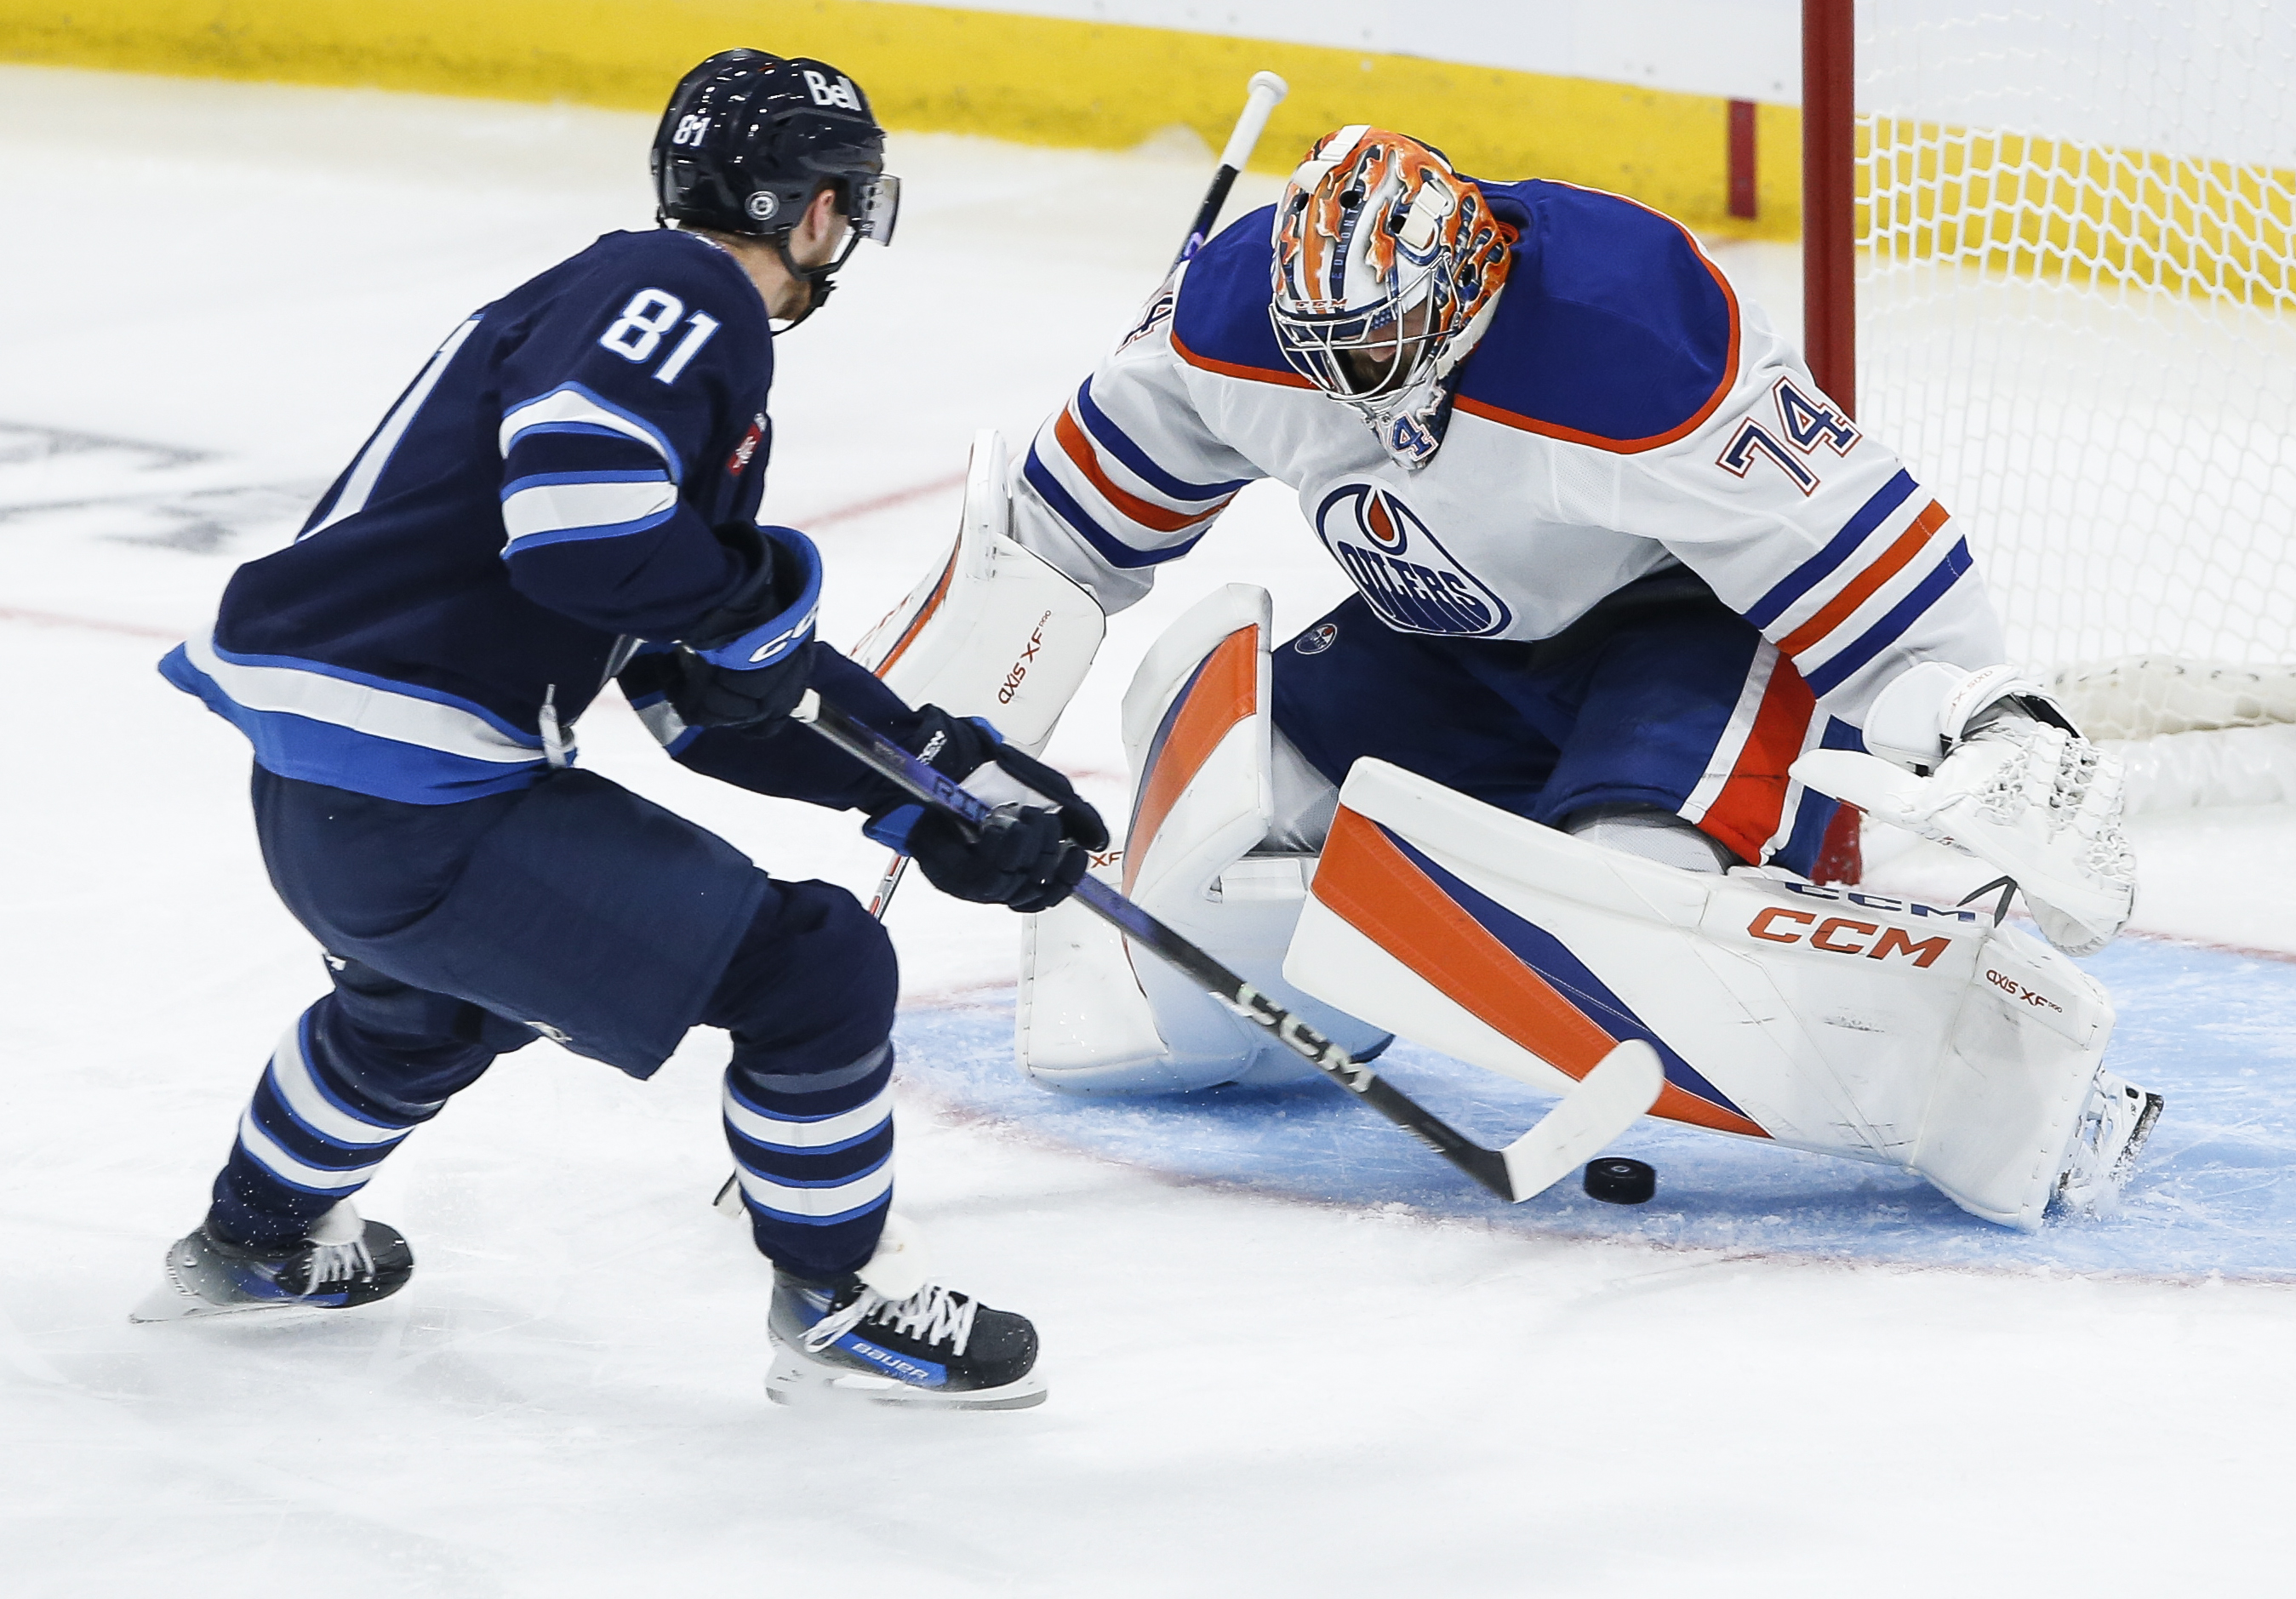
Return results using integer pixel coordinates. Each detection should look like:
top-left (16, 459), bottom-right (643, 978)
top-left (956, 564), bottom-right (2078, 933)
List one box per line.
top-left (135, 49), bottom-right (1105, 1410)
top-left (863, 126), bottom-right (2155, 1225)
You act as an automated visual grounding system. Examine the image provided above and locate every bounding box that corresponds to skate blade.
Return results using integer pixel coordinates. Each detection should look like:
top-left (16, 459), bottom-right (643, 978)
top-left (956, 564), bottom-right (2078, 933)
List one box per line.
top-left (2112, 1090), bottom-right (2167, 1185)
top-left (129, 1282), bottom-right (356, 1324)
top-left (764, 1348), bottom-right (1047, 1411)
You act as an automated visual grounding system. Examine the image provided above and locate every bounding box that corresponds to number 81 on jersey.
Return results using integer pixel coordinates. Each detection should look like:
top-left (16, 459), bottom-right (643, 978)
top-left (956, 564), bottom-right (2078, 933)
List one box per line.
top-left (598, 287), bottom-right (721, 385)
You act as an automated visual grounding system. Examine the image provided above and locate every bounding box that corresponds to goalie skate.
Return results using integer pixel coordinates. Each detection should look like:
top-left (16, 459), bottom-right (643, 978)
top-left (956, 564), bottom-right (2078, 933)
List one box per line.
top-left (2056, 1070), bottom-right (2166, 1215)
top-left (129, 1201), bottom-right (412, 1322)
top-left (765, 1274), bottom-right (1045, 1411)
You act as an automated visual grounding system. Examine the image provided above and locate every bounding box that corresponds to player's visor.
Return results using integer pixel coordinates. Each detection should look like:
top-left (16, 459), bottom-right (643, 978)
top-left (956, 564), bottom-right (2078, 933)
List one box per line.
top-left (849, 174), bottom-right (900, 246)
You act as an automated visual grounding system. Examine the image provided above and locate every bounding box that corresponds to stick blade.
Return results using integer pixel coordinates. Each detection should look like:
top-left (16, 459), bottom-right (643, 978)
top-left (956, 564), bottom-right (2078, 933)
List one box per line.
top-left (1497, 1040), bottom-right (1665, 1202)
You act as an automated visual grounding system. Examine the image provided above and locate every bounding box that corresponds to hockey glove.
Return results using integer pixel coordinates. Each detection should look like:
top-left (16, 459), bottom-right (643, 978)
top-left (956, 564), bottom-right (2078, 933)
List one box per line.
top-left (894, 706), bottom-right (1111, 855)
top-left (667, 523), bottom-right (823, 731)
top-left (1793, 663), bottom-right (2136, 955)
top-left (863, 708), bottom-right (1108, 912)
top-left (894, 801), bottom-right (1091, 913)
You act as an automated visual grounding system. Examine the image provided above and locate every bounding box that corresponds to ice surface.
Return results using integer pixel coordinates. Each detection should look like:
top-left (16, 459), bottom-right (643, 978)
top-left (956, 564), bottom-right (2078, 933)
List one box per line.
top-left (3, 66), bottom-right (2293, 1596)
top-left (903, 933), bottom-right (2296, 1279)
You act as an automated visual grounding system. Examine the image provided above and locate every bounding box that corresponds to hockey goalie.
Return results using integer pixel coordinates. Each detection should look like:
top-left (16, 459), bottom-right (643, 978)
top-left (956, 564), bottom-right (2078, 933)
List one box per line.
top-left (862, 126), bottom-right (2160, 1230)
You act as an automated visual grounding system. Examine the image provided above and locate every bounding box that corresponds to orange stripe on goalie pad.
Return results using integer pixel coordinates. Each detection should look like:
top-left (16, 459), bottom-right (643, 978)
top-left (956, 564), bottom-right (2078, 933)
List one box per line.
top-left (1314, 807), bottom-right (1768, 1137)
top-left (1121, 626), bottom-right (1258, 897)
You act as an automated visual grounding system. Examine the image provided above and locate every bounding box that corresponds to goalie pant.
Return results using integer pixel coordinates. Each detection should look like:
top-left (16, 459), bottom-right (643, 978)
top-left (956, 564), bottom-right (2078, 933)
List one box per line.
top-left (207, 749), bottom-right (909, 1282)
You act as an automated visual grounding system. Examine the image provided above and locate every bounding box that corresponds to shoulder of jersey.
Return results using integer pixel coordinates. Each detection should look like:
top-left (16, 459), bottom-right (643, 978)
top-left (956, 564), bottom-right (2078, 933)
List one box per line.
top-left (568, 228), bottom-right (765, 326)
top-left (1456, 180), bottom-right (1741, 453)
top-left (1168, 204), bottom-right (1311, 390)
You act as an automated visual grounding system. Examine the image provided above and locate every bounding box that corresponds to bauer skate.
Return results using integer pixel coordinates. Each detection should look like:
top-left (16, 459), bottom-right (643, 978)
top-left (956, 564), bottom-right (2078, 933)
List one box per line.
top-left (766, 1272), bottom-right (1044, 1410)
top-left (2056, 1070), bottom-right (2165, 1216)
top-left (130, 1200), bottom-right (413, 1322)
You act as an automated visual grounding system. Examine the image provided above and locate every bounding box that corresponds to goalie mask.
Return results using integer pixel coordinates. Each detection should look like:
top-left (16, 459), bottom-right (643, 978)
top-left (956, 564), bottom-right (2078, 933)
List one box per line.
top-left (1270, 127), bottom-right (1516, 469)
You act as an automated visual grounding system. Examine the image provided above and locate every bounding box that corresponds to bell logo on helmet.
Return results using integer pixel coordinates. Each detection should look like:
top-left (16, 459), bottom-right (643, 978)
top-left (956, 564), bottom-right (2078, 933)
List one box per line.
top-left (802, 70), bottom-right (863, 111)
top-left (745, 191), bottom-right (780, 222)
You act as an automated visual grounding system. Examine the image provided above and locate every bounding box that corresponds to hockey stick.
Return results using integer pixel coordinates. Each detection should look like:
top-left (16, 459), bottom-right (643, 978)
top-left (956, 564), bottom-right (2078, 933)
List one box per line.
top-left (1173, 71), bottom-right (1290, 271)
top-left (791, 693), bottom-right (1665, 1204)
top-left (717, 75), bottom-right (1297, 1222)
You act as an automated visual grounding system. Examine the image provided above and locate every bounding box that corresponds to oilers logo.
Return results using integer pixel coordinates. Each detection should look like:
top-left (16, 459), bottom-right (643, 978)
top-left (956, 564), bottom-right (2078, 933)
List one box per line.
top-left (1313, 483), bottom-right (1512, 637)
top-left (1292, 621), bottom-right (1339, 655)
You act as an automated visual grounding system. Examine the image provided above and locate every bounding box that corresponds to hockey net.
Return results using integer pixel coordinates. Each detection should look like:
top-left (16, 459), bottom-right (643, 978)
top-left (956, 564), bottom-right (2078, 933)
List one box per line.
top-left (1852, 0), bottom-right (2296, 811)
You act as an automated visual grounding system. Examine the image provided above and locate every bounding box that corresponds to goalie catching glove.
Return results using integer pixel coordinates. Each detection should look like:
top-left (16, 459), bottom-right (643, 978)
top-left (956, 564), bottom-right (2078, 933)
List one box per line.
top-left (1794, 662), bottom-right (2137, 955)
top-left (864, 708), bottom-right (1109, 912)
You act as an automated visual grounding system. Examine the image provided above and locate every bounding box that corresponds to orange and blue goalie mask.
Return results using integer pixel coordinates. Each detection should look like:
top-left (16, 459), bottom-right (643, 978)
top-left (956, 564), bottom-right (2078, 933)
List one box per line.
top-left (1268, 127), bottom-right (1516, 458)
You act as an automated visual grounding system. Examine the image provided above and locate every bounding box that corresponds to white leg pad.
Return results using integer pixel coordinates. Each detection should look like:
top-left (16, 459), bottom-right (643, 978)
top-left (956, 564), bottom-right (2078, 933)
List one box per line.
top-left (1016, 585), bottom-right (1384, 1094)
top-left (1285, 760), bottom-right (2116, 1230)
top-left (848, 429), bottom-right (1105, 753)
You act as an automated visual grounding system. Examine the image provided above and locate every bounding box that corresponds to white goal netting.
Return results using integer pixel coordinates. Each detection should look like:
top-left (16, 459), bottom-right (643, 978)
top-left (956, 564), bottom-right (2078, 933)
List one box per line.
top-left (1855, 0), bottom-right (2296, 788)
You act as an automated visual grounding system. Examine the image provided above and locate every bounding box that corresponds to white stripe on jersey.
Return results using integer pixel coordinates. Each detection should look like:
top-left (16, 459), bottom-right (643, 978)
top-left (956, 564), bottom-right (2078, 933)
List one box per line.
top-left (310, 317), bottom-right (483, 537)
top-left (500, 476), bottom-right (678, 548)
top-left (499, 385), bottom-right (683, 479)
top-left (185, 630), bottom-right (542, 765)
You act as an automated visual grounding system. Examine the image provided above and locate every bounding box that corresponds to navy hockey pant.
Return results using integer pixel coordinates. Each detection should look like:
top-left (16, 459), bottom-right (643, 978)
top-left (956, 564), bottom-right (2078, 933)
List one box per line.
top-left (1270, 573), bottom-right (1856, 876)
top-left (207, 766), bottom-right (899, 1281)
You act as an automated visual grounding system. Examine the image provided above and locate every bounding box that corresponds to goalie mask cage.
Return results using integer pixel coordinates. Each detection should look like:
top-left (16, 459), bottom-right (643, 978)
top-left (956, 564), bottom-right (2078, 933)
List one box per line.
top-left (1802, 0), bottom-right (2296, 797)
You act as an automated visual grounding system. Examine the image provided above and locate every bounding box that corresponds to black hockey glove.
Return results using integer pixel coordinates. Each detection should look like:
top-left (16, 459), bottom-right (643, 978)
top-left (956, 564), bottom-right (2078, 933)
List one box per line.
top-left (897, 706), bottom-right (1111, 855)
top-left (667, 523), bottom-right (823, 732)
top-left (903, 801), bottom-right (1090, 914)
top-left (863, 708), bottom-right (1109, 912)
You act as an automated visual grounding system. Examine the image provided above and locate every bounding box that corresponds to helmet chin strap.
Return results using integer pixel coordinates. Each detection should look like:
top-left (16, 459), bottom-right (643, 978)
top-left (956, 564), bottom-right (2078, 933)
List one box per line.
top-left (770, 233), bottom-right (838, 329)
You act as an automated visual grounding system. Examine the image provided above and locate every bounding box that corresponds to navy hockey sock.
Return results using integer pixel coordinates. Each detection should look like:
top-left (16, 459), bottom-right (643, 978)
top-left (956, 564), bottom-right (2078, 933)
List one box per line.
top-left (207, 997), bottom-right (483, 1250)
top-left (722, 1042), bottom-right (895, 1280)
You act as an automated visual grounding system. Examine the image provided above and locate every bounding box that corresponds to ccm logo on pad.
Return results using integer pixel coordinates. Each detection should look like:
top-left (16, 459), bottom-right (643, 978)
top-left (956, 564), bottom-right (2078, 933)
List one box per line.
top-left (1747, 906), bottom-right (1952, 968)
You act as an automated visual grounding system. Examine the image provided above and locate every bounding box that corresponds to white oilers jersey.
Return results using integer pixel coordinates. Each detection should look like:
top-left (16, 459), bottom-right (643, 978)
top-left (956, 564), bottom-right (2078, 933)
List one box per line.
top-left (1009, 179), bottom-right (2006, 728)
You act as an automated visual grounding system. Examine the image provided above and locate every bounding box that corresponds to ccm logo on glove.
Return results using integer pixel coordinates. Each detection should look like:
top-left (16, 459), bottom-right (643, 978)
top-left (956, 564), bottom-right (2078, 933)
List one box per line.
top-left (1746, 906), bottom-right (1953, 968)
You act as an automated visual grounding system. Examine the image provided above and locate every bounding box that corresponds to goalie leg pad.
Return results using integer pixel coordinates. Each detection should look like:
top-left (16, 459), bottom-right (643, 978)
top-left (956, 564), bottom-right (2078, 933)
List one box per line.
top-left (1284, 760), bottom-right (2120, 1229)
top-left (1015, 585), bottom-right (1385, 1094)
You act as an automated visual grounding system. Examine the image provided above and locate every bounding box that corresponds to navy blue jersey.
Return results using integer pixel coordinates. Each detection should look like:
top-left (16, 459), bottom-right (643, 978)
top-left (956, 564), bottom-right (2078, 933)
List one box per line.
top-left (163, 227), bottom-right (909, 808)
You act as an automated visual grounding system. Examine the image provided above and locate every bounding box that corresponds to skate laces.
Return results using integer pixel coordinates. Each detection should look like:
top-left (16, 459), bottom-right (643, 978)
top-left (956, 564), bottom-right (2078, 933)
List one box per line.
top-left (297, 1234), bottom-right (376, 1296)
top-left (804, 1282), bottom-right (978, 1358)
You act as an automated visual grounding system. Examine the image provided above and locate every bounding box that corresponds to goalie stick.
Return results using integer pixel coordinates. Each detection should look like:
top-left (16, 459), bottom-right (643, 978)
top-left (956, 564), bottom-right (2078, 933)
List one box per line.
top-left (1173, 71), bottom-right (1289, 270)
top-left (785, 693), bottom-right (1664, 1205)
top-left (831, 71), bottom-right (1291, 945)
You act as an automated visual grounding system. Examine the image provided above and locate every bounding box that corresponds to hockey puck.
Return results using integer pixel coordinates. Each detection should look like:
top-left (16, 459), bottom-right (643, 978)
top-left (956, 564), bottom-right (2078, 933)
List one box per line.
top-left (1583, 1157), bottom-right (1656, 1205)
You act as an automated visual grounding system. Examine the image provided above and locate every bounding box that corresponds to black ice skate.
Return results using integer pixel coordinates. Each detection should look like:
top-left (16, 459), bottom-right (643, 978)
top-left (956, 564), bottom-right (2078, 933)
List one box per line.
top-left (129, 1200), bottom-right (413, 1322)
top-left (766, 1272), bottom-right (1044, 1410)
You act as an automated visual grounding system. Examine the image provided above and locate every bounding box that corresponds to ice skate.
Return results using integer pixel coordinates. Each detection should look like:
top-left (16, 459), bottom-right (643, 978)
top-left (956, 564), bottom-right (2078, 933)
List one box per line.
top-left (766, 1272), bottom-right (1044, 1410)
top-left (2056, 1070), bottom-right (2165, 1215)
top-left (129, 1200), bottom-right (413, 1322)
